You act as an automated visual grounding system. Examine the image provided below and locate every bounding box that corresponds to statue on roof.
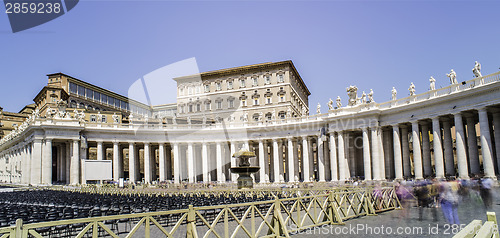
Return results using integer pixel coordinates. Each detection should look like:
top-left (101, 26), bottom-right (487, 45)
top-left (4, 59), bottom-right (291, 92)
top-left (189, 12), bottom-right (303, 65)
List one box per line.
top-left (391, 87), bottom-right (397, 100)
top-left (473, 61), bottom-right (482, 78)
top-left (429, 76), bottom-right (436, 90)
top-left (447, 69), bottom-right (458, 84)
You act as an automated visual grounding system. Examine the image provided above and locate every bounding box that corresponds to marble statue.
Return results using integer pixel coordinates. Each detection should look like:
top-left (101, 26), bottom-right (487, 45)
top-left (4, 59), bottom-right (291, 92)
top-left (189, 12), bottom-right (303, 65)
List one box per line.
top-left (302, 106), bottom-right (307, 116)
top-left (360, 91), bottom-right (366, 104)
top-left (316, 103), bottom-right (321, 114)
top-left (346, 85), bottom-right (358, 106)
top-left (202, 114), bottom-right (207, 125)
top-left (129, 113), bottom-right (134, 121)
top-left (429, 76), bottom-right (436, 90)
top-left (328, 98), bottom-right (333, 110)
top-left (112, 113), bottom-right (119, 123)
top-left (336, 96), bottom-right (342, 108)
top-left (409, 82), bottom-right (416, 96)
top-left (287, 107), bottom-right (292, 118)
top-left (172, 115), bottom-right (177, 125)
top-left (187, 116), bottom-right (191, 125)
top-left (391, 87), bottom-right (397, 100)
top-left (447, 69), bottom-right (458, 84)
top-left (144, 114), bottom-right (149, 123)
top-left (242, 112), bottom-right (249, 122)
top-left (97, 112), bottom-right (103, 123)
top-left (473, 61), bottom-right (482, 78)
top-left (259, 112), bottom-right (264, 121)
top-left (271, 110), bottom-right (276, 120)
top-left (77, 111), bottom-right (85, 122)
top-left (367, 89), bottom-right (374, 103)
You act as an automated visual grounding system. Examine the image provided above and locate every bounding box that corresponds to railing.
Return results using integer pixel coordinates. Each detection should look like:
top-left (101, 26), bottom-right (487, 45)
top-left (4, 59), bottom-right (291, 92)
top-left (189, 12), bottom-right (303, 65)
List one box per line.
top-left (453, 212), bottom-right (499, 238)
top-left (378, 71), bottom-right (500, 110)
top-left (0, 187), bottom-right (400, 238)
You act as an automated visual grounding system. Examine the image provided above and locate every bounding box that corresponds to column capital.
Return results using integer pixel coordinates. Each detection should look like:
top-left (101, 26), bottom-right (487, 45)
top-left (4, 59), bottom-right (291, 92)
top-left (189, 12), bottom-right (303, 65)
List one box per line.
top-left (113, 141), bottom-right (119, 146)
top-left (478, 107), bottom-right (489, 113)
top-left (144, 142), bottom-right (150, 145)
top-left (361, 127), bottom-right (369, 132)
top-left (452, 111), bottom-right (463, 116)
top-left (158, 142), bottom-right (165, 146)
top-left (391, 124), bottom-right (400, 129)
top-left (128, 142), bottom-right (135, 145)
top-left (409, 120), bottom-right (419, 125)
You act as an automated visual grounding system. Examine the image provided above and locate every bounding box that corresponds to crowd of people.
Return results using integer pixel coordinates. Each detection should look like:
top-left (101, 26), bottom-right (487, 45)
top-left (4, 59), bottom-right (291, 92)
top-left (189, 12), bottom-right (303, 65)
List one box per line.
top-left (394, 177), bottom-right (495, 225)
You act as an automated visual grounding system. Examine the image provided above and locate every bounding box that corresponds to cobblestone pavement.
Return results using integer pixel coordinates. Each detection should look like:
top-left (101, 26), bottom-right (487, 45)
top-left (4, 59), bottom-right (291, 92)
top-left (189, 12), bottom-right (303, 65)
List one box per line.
top-left (293, 188), bottom-right (500, 238)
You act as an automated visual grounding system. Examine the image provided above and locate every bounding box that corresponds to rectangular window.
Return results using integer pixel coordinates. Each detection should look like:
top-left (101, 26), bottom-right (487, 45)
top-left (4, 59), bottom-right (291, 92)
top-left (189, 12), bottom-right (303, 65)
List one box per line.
top-left (90, 115), bottom-right (96, 122)
top-left (240, 79), bottom-right (245, 88)
top-left (205, 85), bottom-right (210, 93)
top-left (94, 92), bottom-right (100, 102)
top-left (197, 104), bottom-right (201, 112)
top-left (216, 82), bottom-right (222, 91)
top-left (195, 86), bottom-right (200, 94)
top-left (278, 74), bottom-right (284, 83)
top-left (267, 96), bottom-right (272, 104)
top-left (86, 88), bottom-right (93, 99)
top-left (280, 95), bottom-right (285, 102)
top-left (115, 99), bottom-right (120, 108)
top-left (253, 98), bottom-right (258, 105)
top-left (241, 99), bottom-right (246, 107)
top-left (69, 82), bottom-right (77, 94)
top-left (228, 81), bottom-right (233, 89)
top-left (229, 100), bottom-right (234, 108)
top-left (205, 103), bottom-right (211, 111)
top-left (102, 115), bottom-right (107, 123)
top-left (189, 105), bottom-right (193, 112)
top-left (101, 94), bottom-right (107, 104)
top-left (265, 76), bottom-right (271, 84)
top-left (77, 85), bottom-right (85, 97)
top-left (216, 101), bottom-right (222, 109)
top-left (253, 78), bottom-right (258, 86)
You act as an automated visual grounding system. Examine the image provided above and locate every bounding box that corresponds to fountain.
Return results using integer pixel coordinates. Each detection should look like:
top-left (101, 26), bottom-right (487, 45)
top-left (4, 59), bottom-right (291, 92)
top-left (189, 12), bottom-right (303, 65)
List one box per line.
top-left (230, 149), bottom-right (260, 189)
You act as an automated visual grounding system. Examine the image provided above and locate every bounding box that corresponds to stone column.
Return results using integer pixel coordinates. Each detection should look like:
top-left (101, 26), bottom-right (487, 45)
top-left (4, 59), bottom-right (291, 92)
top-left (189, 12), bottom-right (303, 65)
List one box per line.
top-left (42, 139), bottom-right (52, 184)
top-left (465, 115), bottom-right (480, 175)
top-left (230, 142), bottom-right (237, 182)
top-left (128, 143), bottom-right (136, 183)
top-left (272, 139), bottom-right (280, 183)
top-left (308, 138), bottom-right (315, 181)
top-left (31, 139), bottom-right (42, 184)
top-left (411, 121), bottom-right (423, 179)
top-left (337, 132), bottom-right (346, 181)
top-left (393, 125), bottom-right (403, 180)
top-left (478, 108), bottom-right (496, 178)
top-left (401, 125), bottom-right (411, 177)
top-left (216, 142), bottom-right (223, 182)
top-left (302, 137), bottom-right (310, 182)
top-left (144, 143), bottom-right (151, 183)
top-left (173, 143), bottom-right (180, 183)
top-left (112, 142), bottom-right (120, 181)
top-left (443, 119), bottom-right (455, 176)
top-left (432, 117), bottom-right (445, 178)
top-left (70, 140), bottom-right (80, 185)
top-left (378, 128), bottom-right (386, 179)
top-left (317, 136), bottom-right (325, 182)
top-left (25, 144), bottom-right (32, 184)
top-left (370, 128), bottom-right (380, 180)
top-left (329, 133), bottom-right (338, 181)
top-left (258, 140), bottom-right (266, 183)
top-left (158, 143), bottom-right (165, 181)
top-left (493, 112), bottom-right (500, 173)
top-left (65, 142), bottom-right (71, 183)
top-left (187, 143), bottom-right (195, 183)
top-left (97, 141), bottom-right (104, 161)
top-left (362, 127), bottom-right (372, 180)
top-left (287, 138), bottom-right (295, 182)
top-left (421, 123), bottom-right (432, 177)
top-left (202, 142), bottom-right (209, 182)
top-left (454, 113), bottom-right (469, 179)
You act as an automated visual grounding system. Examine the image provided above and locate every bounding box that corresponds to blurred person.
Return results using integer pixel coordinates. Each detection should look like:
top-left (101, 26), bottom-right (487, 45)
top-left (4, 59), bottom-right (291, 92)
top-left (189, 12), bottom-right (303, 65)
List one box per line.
top-left (439, 179), bottom-right (460, 225)
top-left (395, 181), bottom-right (413, 218)
top-left (480, 177), bottom-right (494, 210)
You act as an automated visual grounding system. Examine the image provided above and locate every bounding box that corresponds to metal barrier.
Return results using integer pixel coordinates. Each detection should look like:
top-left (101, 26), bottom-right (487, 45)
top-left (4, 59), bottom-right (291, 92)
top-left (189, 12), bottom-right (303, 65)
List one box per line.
top-left (0, 187), bottom-right (400, 238)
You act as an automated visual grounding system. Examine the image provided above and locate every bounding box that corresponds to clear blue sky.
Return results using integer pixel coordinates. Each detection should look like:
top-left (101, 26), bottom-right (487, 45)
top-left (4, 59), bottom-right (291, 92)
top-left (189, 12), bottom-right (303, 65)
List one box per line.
top-left (1, 0), bottom-right (499, 112)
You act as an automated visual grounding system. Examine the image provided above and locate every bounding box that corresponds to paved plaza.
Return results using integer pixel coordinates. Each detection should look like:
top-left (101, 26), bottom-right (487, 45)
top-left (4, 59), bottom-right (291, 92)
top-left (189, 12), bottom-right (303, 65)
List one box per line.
top-left (293, 188), bottom-right (500, 238)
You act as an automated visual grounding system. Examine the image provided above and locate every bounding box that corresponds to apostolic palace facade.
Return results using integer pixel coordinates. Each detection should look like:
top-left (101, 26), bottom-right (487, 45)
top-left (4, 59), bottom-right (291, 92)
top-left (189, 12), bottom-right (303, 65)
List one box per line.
top-left (1, 60), bottom-right (500, 185)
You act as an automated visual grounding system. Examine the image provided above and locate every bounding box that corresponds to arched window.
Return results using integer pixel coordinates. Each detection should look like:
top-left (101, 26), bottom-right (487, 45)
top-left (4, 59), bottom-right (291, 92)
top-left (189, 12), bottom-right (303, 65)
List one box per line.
top-left (70, 100), bottom-right (77, 108)
top-left (252, 113), bottom-right (259, 121)
top-left (79, 103), bottom-right (85, 109)
top-left (278, 111), bottom-right (286, 119)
